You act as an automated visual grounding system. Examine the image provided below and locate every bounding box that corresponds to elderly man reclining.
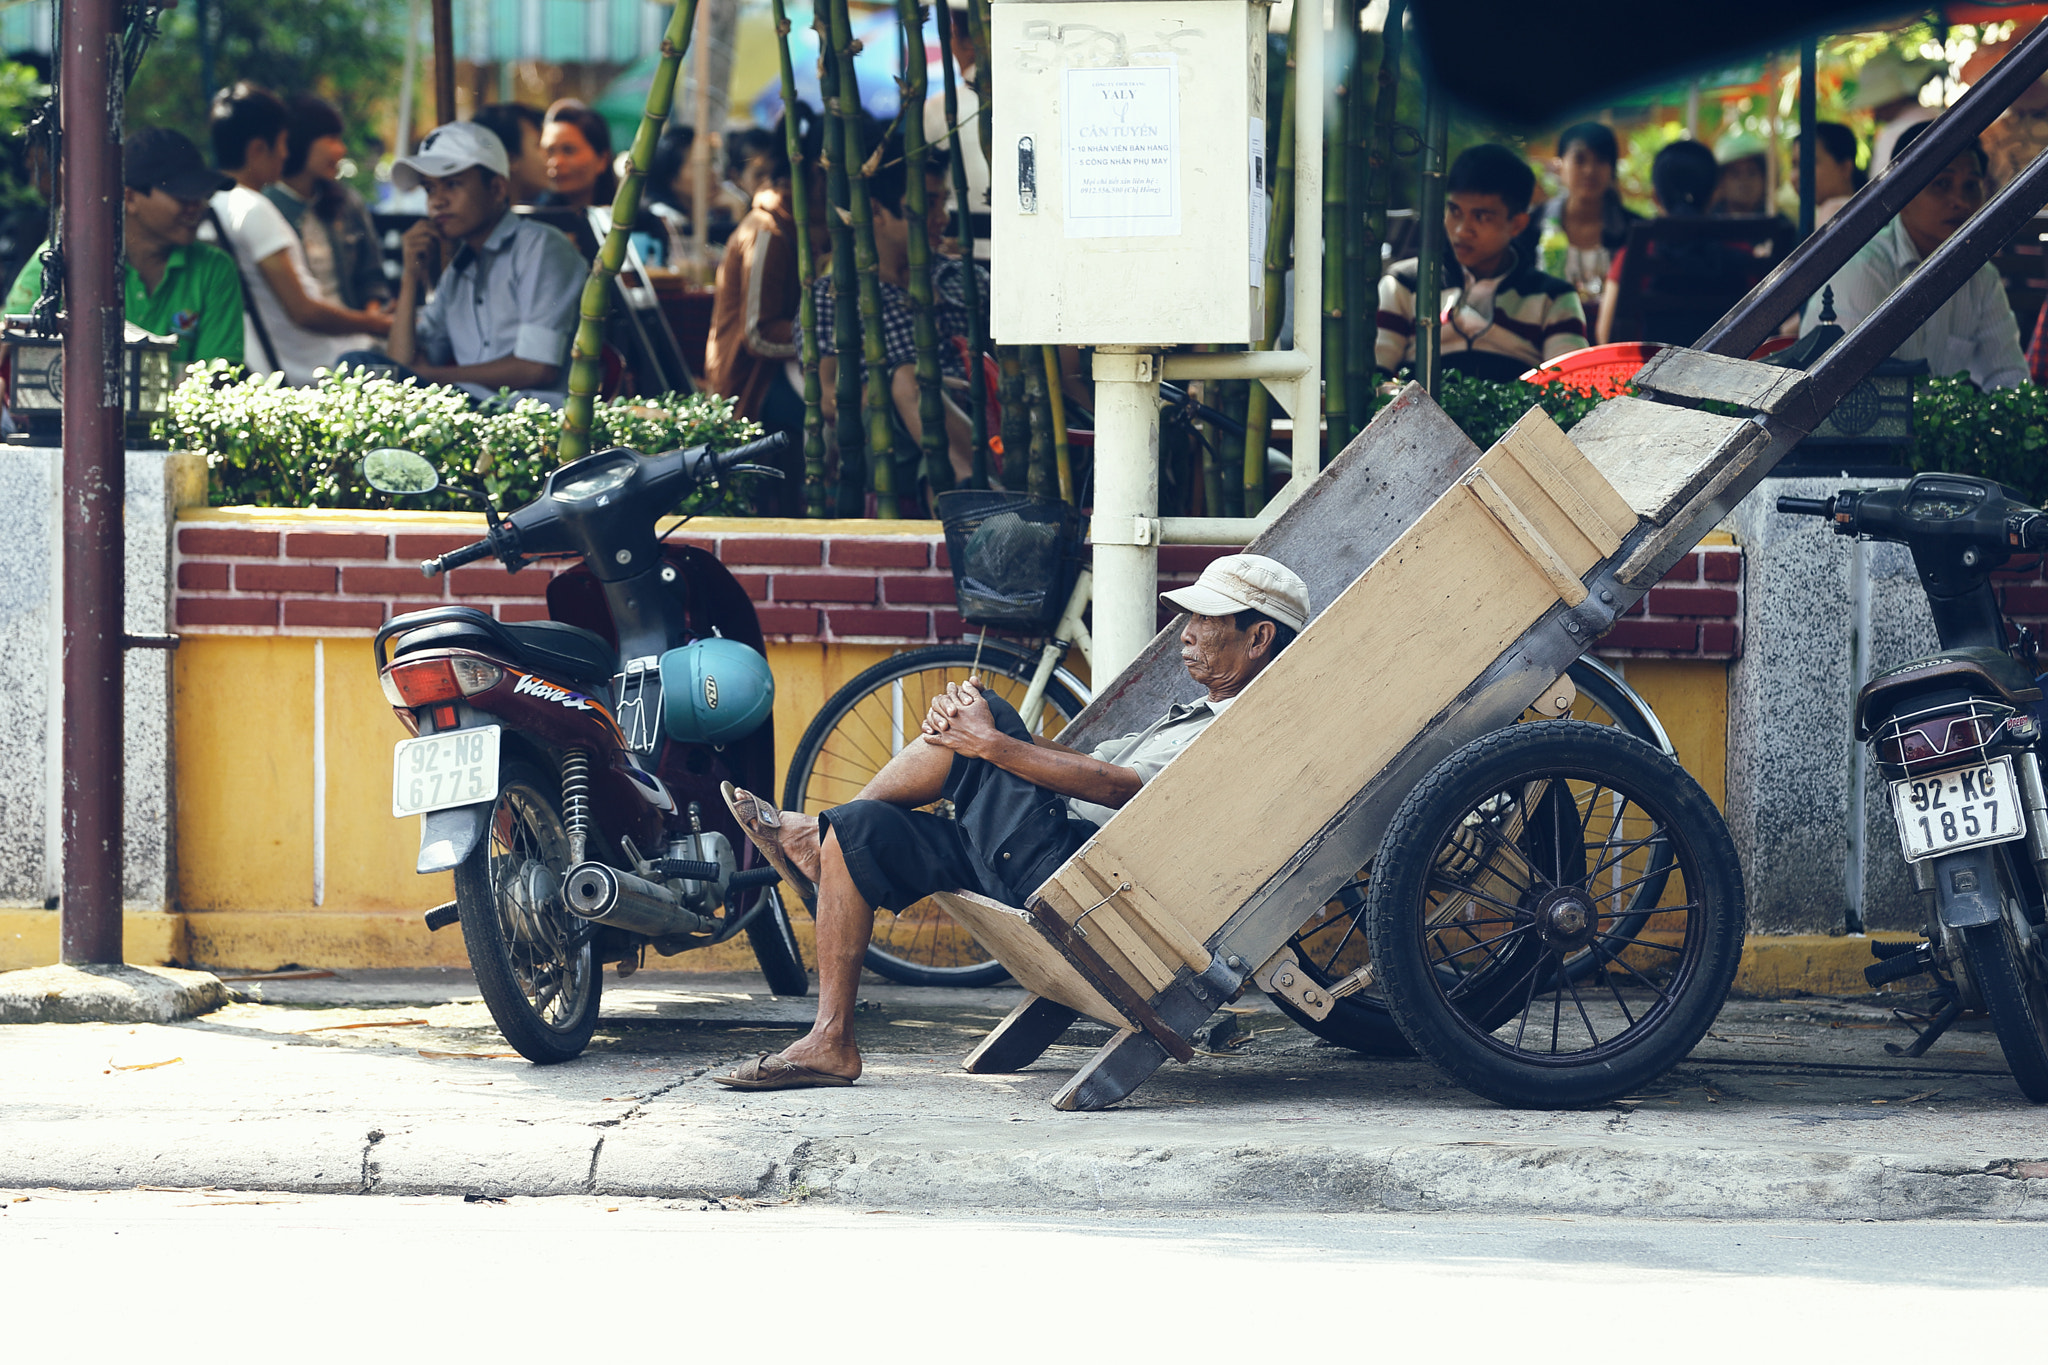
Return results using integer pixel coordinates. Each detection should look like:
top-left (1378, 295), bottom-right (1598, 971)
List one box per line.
top-left (714, 554), bottom-right (1311, 1091)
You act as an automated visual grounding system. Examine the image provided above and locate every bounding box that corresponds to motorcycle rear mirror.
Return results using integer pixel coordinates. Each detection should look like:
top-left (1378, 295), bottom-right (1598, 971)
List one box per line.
top-left (362, 448), bottom-right (440, 495)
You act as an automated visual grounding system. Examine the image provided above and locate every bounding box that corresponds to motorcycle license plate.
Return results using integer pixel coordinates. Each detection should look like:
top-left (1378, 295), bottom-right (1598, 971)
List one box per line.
top-left (392, 726), bottom-right (500, 818)
top-left (1890, 756), bottom-right (2024, 862)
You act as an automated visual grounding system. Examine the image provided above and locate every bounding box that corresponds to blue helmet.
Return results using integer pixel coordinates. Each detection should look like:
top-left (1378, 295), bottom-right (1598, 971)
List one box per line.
top-left (659, 637), bottom-right (774, 745)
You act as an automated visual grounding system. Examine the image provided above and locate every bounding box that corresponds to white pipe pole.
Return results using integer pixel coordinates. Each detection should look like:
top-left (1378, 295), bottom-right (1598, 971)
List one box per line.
top-left (1089, 346), bottom-right (1162, 683)
top-left (1290, 0), bottom-right (1324, 486)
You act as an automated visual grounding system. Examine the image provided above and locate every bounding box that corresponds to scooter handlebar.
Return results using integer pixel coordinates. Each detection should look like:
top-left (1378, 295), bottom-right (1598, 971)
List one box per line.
top-left (1775, 496), bottom-right (1835, 518)
top-left (421, 537), bottom-right (496, 578)
top-left (712, 431), bottom-right (791, 476)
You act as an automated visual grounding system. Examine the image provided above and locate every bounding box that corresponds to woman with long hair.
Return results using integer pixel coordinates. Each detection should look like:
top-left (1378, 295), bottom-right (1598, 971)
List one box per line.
top-left (538, 100), bottom-right (618, 210)
top-left (265, 94), bottom-right (391, 313)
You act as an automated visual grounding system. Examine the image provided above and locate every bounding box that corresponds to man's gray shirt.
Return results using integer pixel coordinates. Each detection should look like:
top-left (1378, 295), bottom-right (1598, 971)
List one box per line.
top-left (414, 210), bottom-right (585, 406)
top-left (1065, 695), bottom-right (1233, 827)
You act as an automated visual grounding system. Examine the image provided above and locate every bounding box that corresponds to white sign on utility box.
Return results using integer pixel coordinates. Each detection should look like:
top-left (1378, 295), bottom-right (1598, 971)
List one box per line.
top-left (990, 0), bottom-right (1268, 346)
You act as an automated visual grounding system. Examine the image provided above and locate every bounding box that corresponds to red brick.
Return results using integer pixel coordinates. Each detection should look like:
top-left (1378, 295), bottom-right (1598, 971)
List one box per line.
top-left (933, 610), bottom-right (966, 638)
top-left (449, 566), bottom-right (551, 598)
top-left (496, 603), bottom-right (552, 623)
top-left (1644, 586), bottom-right (1739, 618)
top-left (1597, 620), bottom-right (1698, 652)
top-left (344, 565), bottom-right (444, 596)
top-left (732, 572), bottom-right (770, 600)
top-left (235, 563), bottom-right (336, 593)
top-left (283, 599), bottom-right (386, 629)
top-left (2003, 585), bottom-right (2048, 615)
top-left (1701, 623), bottom-right (1741, 657)
top-left (772, 573), bottom-right (875, 603)
top-left (285, 531), bottom-right (388, 559)
top-left (1701, 549), bottom-right (1742, 583)
top-left (388, 599), bottom-right (450, 619)
top-left (882, 575), bottom-right (960, 605)
top-left (1623, 598), bottom-right (1646, 617)
top-left (830, 538), bottom-right (931, 569)
top-left (177, 562), bottom-right (230, 590)
top-left (720, 536), bottom-right (823, 566)
top-left (1159, 545), bottom-right (1241, 574)
top-left (178, 597), bottom-right (278, 627)
top-left (827, 608), bottom-right (931, 638)
top-left (934, 544), bottom-right (950, 571)
top-left (179, 527), bottom-right (278, 557)
top-left (756, 606), bottom-right (821, 636)
top-left (1657, 552), bottom-right (1700, 584)
top-left (396, 532), bottom-right (484, 560)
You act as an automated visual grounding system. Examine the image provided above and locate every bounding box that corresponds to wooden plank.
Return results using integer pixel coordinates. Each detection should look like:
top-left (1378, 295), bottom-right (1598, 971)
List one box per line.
top-left (928, 891), bottom-right (1128, 1027)
top-left (1464, 470), bottom-right (1590, 608)
top-left (1492, 407), bottom-right (1632, 553)
top-left (1057, 383), bottom-right (1484, 753)
top-left (962, 995), bottom-right (1081, 1074)
top-left (1567, 395), bottom-right (1765, 526)
top-left (1632, 346), bottom-right (1812, 416)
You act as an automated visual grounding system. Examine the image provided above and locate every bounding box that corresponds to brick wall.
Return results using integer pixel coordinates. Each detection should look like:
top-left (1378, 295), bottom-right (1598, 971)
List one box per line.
top-left (172, 513), bottom-right (1745, 659)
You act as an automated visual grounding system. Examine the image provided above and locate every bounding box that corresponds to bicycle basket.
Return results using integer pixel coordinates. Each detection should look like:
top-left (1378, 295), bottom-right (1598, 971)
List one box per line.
top-left (936, 490), bottom-right (1084, 631)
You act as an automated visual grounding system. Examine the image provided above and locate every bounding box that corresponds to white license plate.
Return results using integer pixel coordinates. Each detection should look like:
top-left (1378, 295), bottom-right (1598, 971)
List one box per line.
top-left (392, 726), bottom-right (501, 818)
top-left (1891, 755), bottom-right (2024, 862)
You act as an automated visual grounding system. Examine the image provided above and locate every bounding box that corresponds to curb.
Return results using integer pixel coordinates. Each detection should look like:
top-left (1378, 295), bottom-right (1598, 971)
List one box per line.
top-left (1731, 933), bottom-right (1921, 999)
top-left (6, 1121), bottom-right (2045, 1221)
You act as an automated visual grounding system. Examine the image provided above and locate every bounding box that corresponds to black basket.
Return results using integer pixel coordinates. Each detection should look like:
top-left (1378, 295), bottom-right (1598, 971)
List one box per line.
top-left (936, 490), bottom-right (1085, 632)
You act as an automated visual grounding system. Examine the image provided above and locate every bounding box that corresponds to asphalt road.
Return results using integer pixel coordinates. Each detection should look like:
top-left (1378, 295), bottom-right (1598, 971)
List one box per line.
top-left (2, 1191), bottom-right (2043, 1360)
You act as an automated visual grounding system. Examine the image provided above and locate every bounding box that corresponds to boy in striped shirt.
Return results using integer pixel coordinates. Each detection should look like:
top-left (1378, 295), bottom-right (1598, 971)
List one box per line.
top-left (1376, 144), bottom-right (1588, 382)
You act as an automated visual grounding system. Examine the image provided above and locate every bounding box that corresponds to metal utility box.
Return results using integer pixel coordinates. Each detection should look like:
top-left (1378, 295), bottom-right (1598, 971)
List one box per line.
top-left (989, 0), bottom-right (1268, 345)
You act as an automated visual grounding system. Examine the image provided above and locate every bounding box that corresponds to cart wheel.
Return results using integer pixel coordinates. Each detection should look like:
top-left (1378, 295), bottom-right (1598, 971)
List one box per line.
top-left (1271, 661), bottom-right (1673, 1055)
top-left (1365, 721), bottom-right (1744, 1108)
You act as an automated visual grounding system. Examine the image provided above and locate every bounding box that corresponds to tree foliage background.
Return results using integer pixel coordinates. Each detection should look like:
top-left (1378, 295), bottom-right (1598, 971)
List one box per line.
top-left (124, 0), bottom-right (406, 190)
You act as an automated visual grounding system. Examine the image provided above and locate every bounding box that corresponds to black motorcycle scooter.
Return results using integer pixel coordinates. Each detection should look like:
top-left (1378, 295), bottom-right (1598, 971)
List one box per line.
top-left (1781, 473), bottom-right (2048, 1099)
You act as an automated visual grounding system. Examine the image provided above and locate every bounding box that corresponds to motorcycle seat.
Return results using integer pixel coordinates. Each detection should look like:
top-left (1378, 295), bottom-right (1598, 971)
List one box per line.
top-left (384, 607), bottom-right (617, 690)
top-left (1855, 645), bottom-right (2044, 739)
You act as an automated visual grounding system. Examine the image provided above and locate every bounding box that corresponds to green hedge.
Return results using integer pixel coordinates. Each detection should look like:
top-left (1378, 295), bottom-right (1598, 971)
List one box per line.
top-left (165, 363), bottom-right (761, 515)
top-left (1438, 371), bottom-right (2048, 507)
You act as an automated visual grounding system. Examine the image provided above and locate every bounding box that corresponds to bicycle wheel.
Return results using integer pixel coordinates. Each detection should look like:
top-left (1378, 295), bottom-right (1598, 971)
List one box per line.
top-left (1366, 722), bottom-right (1745, 1109)
top-left (782, 640), bottom-right (1089, 987)
top-left (1272, 659), bottom-right (1673, 1055)
top-left (454, 758), bottom-right (601, 1064)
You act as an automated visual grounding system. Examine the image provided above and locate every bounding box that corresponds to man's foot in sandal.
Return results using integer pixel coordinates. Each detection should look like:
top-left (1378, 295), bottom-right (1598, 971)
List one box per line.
top-left (722, 782), bottom-right (819, 909)
top-left (712, 1051), bottom-right (858, 1091)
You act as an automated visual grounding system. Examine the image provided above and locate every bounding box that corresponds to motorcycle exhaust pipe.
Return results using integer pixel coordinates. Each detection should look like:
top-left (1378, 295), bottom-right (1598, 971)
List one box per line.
top-left (562, 861), bottom-right (716, 938)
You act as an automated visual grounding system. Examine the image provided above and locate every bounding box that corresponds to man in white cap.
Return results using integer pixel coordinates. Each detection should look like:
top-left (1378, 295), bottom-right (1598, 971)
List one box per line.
top-left (376, 121), bottom-right (586, 405)
top-left (714, 553), bottom-right (1311, 1090)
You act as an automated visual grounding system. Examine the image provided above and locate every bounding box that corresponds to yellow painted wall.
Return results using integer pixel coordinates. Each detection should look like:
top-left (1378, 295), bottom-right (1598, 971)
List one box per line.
top-left (1601, 658), bottom-right (1730, 809)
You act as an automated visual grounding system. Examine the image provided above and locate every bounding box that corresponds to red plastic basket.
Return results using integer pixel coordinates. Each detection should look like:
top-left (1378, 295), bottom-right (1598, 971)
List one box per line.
top-left (1520, 342), bottom-right (1665, 397)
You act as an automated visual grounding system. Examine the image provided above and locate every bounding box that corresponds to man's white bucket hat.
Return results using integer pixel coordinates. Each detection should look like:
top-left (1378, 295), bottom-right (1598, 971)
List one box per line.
top-left (392, 121), bottom-right (511, 191)
top-left (1160, 553), bottom-right (1311, 633)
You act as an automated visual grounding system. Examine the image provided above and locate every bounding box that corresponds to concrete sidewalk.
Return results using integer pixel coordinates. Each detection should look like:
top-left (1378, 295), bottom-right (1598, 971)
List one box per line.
top-left (4, 970), bottom-right (2046, 1219)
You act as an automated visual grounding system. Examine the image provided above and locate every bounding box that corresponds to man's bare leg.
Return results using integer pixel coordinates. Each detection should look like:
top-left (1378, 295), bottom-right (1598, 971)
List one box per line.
top-left (771, 829), bottom-right (870, 1079)
top-left (735, 737), bottom-right (955, 884)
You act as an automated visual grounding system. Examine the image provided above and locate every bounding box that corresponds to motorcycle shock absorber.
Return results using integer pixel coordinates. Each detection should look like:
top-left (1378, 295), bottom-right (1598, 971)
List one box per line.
top-left (562, 747), bottom-right (592, 865)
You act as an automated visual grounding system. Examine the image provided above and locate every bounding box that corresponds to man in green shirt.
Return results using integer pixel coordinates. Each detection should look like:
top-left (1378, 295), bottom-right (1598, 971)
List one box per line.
top-left (6, 127), bottom-right (244, 368)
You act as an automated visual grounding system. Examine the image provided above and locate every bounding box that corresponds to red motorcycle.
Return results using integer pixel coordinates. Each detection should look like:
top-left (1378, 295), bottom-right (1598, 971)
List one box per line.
top-left (364, 436), bottom-right (806, 1063)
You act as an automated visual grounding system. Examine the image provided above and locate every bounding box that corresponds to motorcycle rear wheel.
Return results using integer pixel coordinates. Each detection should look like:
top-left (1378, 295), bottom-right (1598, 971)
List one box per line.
top-left (1963, 918), bottom-right (2048, 1103)
top-left (455, 758), bottom-right (601, 1064)
top-left (745, 885), bottom-right (811, 996)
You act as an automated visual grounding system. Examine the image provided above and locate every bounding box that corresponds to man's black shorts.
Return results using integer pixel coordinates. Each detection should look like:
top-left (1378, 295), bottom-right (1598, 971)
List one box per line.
top-left (820, 694), bottom-right (1097, 911)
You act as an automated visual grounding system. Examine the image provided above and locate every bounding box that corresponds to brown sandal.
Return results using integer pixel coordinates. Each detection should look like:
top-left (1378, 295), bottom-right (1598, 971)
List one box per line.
top-left (712, 1051), bottom-right (856, 1090)
top-left (721, 782), bottom-right (818, 911)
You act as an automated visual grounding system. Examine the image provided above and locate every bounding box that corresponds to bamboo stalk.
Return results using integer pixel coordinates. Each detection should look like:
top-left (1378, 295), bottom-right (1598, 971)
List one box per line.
top-left (817, 6), bottom-right (864, 516)
top-left (1041, 344), bottom-right (1073, 503)
top-left (1323, 6), bottom-right (1351, 459)
top-left (1242, 5), bottom-right (1297, 517)
top-left (1360, 0), bottom-right (1405, 400)
top-left (1342, 0), bottom-right (1374, 429)
top-left (937, 3), bottom-right (989, 489)
top-left (1021, 346), bottom-right (1055, 499)
top-left (967, 0), bottom-right (992, 167)
top-left (895, 0), bottom-right (950, 506)
top-left (559, 0), bottom-right (696, 462)
top-left (828, 0), bottom-right (898, 518)
top-left (772, 0), bottom-right (824, 517)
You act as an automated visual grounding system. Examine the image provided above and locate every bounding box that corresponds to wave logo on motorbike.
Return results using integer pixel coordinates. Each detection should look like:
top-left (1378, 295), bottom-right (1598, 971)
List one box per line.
top-left (512, 671), bottom-right (594, 710)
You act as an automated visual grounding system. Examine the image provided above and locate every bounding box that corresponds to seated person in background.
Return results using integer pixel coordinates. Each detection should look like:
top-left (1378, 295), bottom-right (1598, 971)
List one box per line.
top-left (1800, 122), bottom-right (1865, 228)
top-left (537, 101), bottom-right (618, 211)
top-left (473, 103), bottom-right (550, 205)
top-left (1518, 121), bottom-right (1642, 310)
top-left (797, 125), bottom-right (988, 488)
top-left (704, 110), bottom-right (811, 512)
top-left (376, 121), bottom-right (587, 407)
top-left (1809, 120), bottom-right (2024, 391)
top-left (6, 126), bottom-right (244, 370)
top-left (266, 95), bottom-right (391, 316)
top-left (634, 124), bottom-right (697, 265)
top-left (714, 554), bottom-right (1311, 1090)
top-left (1711, 130), bottom-right (1772, 216)
top-left (208, 82), bottom-right (389, 383)
top-left (1376, 143), bottom-right (1587, 383)
top-left (1596, 138), bottom-right (1721, 344)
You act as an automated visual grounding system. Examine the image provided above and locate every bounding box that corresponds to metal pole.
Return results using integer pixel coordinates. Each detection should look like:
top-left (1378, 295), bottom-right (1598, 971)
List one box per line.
top-left (1291, 0), bottom-right (1324, 478)
top-left (59, 0), bottom-right (125, 965)
top-left (1090, 347), bottom-right (1161, 684)
top-left (1798, 38), bottom-right (1816, 239)
top-left (431, 0), bottom-right (457, 126)
top-left (1413, 77), bottom-right (1447, 398)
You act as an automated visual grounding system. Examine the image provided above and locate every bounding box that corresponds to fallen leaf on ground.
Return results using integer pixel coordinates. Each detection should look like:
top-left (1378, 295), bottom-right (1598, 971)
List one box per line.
top-left (107, 1057), bottom-right (182, 1072)
top-left (295, 1019), bottom-right (429, 1033)
top-left (1905, 1089), bottom-right (1943, 1103)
